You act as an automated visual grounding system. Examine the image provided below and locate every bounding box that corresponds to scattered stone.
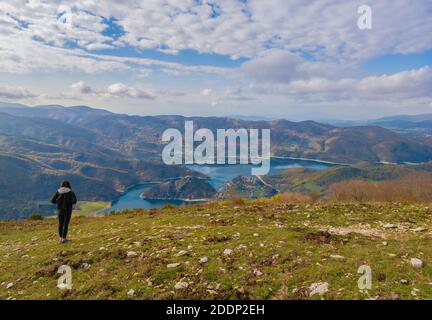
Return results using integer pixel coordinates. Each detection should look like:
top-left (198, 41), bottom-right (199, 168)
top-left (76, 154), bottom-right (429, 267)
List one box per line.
top-left (174, 282), bottom-right (189, 290)
top-left (400, 279), bottom-right (409, 284)
top-left (410, 258), bottom-right (423, 269)
top-left (6, 283), bottom-right (13, 289)
top-left (187, 245), bottom-right (193, 250)
top-left (382, 241), bottom-right (388, 246)
top-left (127, 251), bottom-right (138, 258)
top-left (236, 244), bottom-right (247, 250)
top-left (253, 269), bottom-right (263, 277)
top-left (412, 227), bottom-right (425, 232)
top-left (237, 287), bottom-right (246, 294)
top-left (167, 263), bottom-right (181, 268)
top-left (223, 249), bottom-right (233, 256)
top-left (80, 262), bottom-right (91, 269)
top-left (383, 223), bottom-right (397, 229)
top-left (127, 289), bottom-right (135, 297)
top-left (330, 255), bottom-right (345, 260)
top-left (411, 288), bottom-right (420, 296)
top-left (176, 250), bottom-right (188, 257)
top-left (309, 282), bottom-right (329, 297)
top-left (199, 257), bottom-right (209, 264)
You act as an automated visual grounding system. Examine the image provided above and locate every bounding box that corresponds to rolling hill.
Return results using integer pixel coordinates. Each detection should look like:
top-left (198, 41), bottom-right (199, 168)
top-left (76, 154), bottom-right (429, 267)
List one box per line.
top-left (2, 103), bottom-right (432, 218)
top-left (1, 200), bottom-right (432, 300)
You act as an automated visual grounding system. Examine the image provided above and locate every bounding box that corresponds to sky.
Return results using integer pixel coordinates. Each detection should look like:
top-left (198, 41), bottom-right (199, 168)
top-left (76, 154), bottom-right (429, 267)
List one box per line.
top-left (0, 0), bottom-right (431, 121)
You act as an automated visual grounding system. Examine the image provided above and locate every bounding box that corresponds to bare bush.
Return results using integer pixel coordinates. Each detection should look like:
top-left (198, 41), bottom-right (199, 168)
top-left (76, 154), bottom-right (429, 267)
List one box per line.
top-left (275, 192), bottom-right (313, 203)
top-left (328, 172), bottom-right (432, 203)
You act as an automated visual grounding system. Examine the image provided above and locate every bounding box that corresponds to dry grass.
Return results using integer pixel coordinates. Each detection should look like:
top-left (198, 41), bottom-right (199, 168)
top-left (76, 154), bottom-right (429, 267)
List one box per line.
top-left (328, 172), bottom-right (432, 203)
top-left (274, 192), bottom-right (314, 203)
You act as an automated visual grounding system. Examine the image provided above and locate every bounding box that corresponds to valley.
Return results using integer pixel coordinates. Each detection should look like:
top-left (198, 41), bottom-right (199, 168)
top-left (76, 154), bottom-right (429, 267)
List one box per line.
top-left (2, 102), bottom-right (432, 219)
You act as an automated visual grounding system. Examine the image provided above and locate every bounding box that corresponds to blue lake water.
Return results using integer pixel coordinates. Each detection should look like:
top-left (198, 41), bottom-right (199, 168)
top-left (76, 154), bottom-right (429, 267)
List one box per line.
top-left (106, 158), bottom-right (334, 213)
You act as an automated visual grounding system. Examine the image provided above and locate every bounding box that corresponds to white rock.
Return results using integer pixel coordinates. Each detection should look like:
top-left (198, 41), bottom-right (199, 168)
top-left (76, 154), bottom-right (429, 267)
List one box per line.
top-left (410, 258), bottom-right (423, 269)
top-left (174, 282), bottom-right (189, 290)
top-left (309, 282), bottom-right (329, 297)
top-left (330, 255), bottom-right (345, 260)
top-left (6, 283), bottom-right (13, 289)
top-left (127, 289), bottom-right (135, 297)
top-left (176, 250), bottom-right (188, 257)
top-left (199, 257), bottom-right (209, 264)
top-left (80, 263), bottom-right (91, 269)
top-left (167, 263), bottom-right (181, 268)
top-left (223, 249), bottom-right (233, 256)
top-left (127, 251), bottom-right (138, 258)
top-left (187, 245), bottom-right (193, 250)
top-left (383, 223), bottom-right (397, 229)
top-left (412, 227), bottom-right (425, 232)
top-left (253, 269), bottom-right (263, 277)
top-left (382, 241), bottom-right (388, 246)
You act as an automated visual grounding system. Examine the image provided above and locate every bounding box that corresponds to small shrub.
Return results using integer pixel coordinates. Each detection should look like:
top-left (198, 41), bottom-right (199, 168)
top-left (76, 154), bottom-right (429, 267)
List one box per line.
top-left (162, 204), bottom-right (175, 210)
top-left (308, 190), bottom-right (321, 201)
top-left (277, 192), bottom-right (313, 203)
top-left (230, 197), bottom-right (245, 206)
top-left (272, 194), bottom-right (282, 201)
top-left (328, 172), bottom-right (432, 203)
top-left (27, 214), bottom-right (44, 221)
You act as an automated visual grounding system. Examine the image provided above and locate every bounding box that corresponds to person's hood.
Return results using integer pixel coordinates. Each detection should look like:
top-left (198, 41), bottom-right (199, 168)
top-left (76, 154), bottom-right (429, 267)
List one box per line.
top-left (58, 187), bottom-right (71, 194)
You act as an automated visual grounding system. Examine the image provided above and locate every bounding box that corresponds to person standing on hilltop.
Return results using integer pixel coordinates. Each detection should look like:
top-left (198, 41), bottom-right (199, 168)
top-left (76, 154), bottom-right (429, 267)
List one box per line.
top-left (50, 181), bottom-right (77, 244)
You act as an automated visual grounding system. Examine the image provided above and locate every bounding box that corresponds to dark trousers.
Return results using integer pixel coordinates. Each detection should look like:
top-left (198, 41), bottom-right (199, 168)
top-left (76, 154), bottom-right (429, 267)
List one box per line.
top-left (58, 209), bottom-right (72, 238)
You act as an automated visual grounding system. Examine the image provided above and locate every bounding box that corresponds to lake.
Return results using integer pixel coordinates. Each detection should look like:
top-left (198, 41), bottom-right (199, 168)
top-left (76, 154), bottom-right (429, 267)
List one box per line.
top-left (106, 158), bottom-right (334, 213)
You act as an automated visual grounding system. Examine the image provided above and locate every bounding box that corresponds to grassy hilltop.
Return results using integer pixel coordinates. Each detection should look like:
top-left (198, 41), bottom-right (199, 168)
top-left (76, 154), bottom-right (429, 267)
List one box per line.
top-left (1, 199), bottom-right (432, 300)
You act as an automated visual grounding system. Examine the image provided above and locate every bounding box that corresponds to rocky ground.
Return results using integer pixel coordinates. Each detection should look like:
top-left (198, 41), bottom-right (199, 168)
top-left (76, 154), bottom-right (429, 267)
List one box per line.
top-left (1, 200), bottom-right (432, 300)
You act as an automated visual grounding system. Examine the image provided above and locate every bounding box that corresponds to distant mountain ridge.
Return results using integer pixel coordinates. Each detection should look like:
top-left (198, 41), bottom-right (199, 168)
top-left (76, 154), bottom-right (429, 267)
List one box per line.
top-left (2, 102), bottom-right (432, 218)
top-left (1, 102), bottom-right (431, 164)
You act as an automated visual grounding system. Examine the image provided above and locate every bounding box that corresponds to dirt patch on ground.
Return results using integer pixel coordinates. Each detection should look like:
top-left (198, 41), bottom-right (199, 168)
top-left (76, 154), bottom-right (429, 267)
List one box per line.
top-left (319, 224), bottom-right (410, 240)
top-left (303, 231), bottom-right (334, 244)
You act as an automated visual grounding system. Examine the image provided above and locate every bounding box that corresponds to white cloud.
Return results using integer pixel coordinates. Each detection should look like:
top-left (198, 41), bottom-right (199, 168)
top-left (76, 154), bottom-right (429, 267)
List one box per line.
top-left (241, 50), bottom-right (304, 83)
top-left (67, 81), bottom-right (155, 100)
top-left (70, 81), bottom-right (93, 94)
top-left (1, 0), bottom-right (431, 75)
top-left (0, 85), bottom-right (38, 99)
top-left (200, 88), bottom-right (213, 96)
top-left (0, 0), bottom-right (431, 116)
top-left (105, 83), bottom-right (154, 100)
top-left (252, 66), bottom-right (432, 101)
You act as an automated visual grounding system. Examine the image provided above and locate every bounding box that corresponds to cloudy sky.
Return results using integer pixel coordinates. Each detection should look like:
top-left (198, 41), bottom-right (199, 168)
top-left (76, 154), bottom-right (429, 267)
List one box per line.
top-left (0, 0), bottom-right (431, 120)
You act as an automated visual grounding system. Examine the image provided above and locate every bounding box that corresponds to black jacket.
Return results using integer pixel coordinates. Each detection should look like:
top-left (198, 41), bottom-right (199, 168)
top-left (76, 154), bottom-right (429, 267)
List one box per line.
top-left (51, 188), bottom-right (77, 211)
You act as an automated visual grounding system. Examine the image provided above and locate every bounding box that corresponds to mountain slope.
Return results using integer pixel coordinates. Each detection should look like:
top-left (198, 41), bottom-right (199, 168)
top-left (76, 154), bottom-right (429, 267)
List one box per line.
top-left (263, 162), bottom-right (432, 195)
top-left (2, 103), bottom-right (432, 164)
top-left (217, 176), bottom-right (278, 199)
top-left (141, 177), bottom-right (217, 200)
top-left (1, 201), bottom-right (432, 299)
